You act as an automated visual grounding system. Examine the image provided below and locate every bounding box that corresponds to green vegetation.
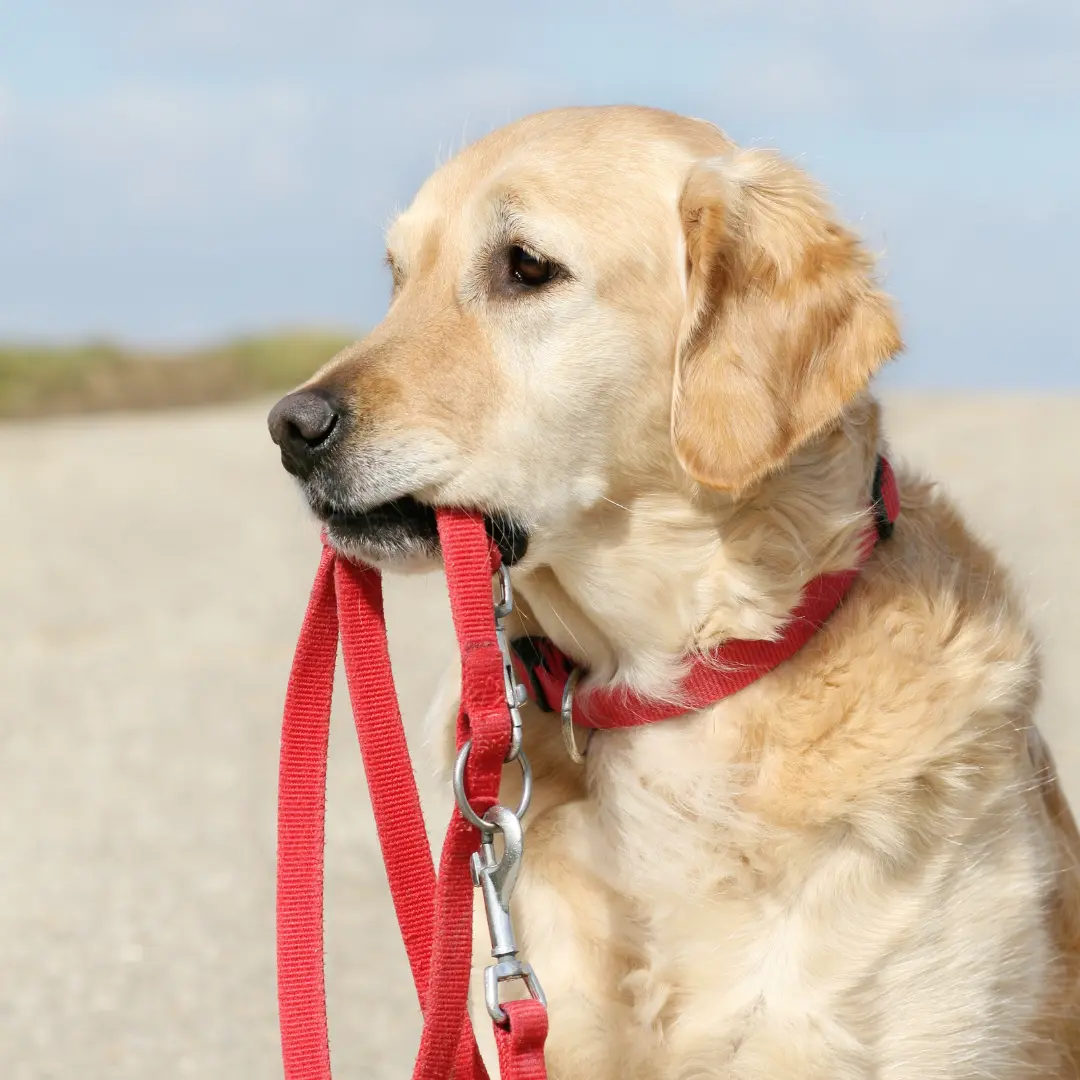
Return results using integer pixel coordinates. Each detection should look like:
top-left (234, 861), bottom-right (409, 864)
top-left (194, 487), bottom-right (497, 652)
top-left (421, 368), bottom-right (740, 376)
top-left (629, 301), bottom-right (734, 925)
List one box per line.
top-left (0, 331), bottom-right (358, 419)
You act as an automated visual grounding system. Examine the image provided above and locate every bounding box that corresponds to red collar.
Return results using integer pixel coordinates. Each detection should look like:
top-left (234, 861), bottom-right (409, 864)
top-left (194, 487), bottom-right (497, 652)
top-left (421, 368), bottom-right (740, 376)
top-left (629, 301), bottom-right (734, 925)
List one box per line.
top-left (511, 455), bottom-right (900, 731)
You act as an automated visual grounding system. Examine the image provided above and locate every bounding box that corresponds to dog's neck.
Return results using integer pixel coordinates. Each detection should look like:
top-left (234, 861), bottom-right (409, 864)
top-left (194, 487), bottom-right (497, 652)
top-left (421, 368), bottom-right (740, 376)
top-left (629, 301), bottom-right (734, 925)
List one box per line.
top-left (515, 397), bottom-right (885, 700)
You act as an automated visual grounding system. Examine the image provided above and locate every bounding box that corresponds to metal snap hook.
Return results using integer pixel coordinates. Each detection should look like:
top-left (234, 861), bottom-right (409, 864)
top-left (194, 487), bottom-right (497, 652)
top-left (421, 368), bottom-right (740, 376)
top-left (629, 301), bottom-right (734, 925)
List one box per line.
top-left (472, 805), bottom-right (524, 910)
top-left (469, 805), bottom-right (547, 1024)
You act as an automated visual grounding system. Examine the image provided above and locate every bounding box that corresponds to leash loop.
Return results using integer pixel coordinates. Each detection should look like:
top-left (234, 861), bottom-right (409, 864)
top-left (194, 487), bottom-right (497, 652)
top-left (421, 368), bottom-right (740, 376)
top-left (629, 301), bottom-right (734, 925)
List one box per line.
top-left (472, 806), bottom-right (547, 1024)
top-left (453, 740), bottom-right (533, 831)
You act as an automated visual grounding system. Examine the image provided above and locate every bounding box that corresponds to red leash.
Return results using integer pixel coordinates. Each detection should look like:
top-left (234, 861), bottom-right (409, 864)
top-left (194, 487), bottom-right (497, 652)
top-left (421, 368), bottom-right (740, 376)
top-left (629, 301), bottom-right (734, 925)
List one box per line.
top-left (277, 511), bottom-right (548, 1080)
top-left (276, 457), bottom-right (899, 1079)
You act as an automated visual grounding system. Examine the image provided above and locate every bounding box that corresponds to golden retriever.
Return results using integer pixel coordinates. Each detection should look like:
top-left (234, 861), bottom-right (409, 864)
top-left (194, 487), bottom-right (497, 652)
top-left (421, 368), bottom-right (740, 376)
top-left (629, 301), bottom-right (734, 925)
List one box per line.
top-left (268, 106), bottom-right (1080, 1078)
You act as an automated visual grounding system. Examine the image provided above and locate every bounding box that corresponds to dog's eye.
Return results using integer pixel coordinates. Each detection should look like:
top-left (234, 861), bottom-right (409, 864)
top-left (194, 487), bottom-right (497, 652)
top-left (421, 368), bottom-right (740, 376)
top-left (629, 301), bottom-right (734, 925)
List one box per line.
top-left (508, 245), bottom-right (558, 288)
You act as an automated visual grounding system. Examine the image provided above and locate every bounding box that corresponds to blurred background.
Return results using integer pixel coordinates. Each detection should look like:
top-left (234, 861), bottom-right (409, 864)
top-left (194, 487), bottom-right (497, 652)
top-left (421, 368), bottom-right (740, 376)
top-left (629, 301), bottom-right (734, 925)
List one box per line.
top-left (1, 3), bottom-right (1077, 1079)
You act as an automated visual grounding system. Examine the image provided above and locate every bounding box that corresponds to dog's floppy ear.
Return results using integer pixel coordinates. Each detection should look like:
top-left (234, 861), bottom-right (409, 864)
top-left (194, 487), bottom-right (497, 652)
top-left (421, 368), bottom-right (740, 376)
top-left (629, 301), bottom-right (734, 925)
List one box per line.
top-left (672, 150), bottom-right (901, 492)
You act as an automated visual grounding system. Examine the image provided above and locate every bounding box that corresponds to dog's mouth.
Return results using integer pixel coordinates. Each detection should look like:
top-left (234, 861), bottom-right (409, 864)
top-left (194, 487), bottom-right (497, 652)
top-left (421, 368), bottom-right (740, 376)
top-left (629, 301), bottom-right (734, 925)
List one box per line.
top-left (312, 493), bottom-right (528, 568)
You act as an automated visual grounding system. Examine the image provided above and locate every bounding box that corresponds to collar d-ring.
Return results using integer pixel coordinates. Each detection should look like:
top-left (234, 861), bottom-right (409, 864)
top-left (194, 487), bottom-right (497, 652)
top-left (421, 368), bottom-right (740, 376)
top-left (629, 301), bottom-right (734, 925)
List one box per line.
top-left (560, 668), bottom-right (591, 765)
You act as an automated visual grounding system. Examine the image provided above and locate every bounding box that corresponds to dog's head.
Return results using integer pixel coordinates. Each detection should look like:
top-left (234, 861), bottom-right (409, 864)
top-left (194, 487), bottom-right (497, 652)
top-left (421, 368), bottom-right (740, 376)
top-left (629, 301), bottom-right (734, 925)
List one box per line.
top-left (268, 106), bottom-right (899, 573)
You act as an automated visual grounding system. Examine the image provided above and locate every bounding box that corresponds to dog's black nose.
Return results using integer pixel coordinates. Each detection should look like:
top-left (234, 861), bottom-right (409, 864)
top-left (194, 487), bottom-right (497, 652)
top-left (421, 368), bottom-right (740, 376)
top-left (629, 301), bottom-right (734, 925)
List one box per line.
top-left (267, 390), bottom-right (343, 477)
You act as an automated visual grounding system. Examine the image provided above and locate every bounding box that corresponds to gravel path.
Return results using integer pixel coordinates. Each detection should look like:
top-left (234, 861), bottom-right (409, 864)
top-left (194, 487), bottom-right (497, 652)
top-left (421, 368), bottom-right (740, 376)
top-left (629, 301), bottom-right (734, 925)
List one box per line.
top-left (2, 396), bottom-right (1077, 1079)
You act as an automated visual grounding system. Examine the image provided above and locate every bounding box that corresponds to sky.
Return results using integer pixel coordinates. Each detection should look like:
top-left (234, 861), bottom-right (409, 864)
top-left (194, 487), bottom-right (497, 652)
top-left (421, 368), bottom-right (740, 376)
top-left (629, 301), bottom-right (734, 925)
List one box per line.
top-left (0, 1), bottom-right (1077, 387)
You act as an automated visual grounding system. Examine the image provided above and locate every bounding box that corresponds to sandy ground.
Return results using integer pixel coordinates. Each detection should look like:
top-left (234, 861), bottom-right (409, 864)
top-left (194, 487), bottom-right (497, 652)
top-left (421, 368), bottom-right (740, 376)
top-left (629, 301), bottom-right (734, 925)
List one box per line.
top-left (2, 396), bottom-right (1078, 1079)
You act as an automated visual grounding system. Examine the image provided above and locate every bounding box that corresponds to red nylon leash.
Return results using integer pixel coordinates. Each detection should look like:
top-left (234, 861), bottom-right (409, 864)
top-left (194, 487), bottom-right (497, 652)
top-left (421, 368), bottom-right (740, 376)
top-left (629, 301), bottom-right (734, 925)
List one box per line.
top-left (415, 511), bottom-right (513, 1079)
top-left (277, 545), bottom-right (337, 1080)
top-left (277, 511), bottom-right (545, 1080)
top-left (337, 561), bottom-right (437, 1000)
top-left (276, 458), bottom-right (898, 1080)
top-left (495, 1001), bottom-right (550, 1079)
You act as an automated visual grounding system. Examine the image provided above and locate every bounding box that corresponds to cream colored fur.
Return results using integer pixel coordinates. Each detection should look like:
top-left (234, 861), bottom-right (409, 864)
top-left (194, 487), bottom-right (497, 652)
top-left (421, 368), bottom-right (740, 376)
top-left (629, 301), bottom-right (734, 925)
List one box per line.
top-left (305, 106), bottom-right (1080, 1078)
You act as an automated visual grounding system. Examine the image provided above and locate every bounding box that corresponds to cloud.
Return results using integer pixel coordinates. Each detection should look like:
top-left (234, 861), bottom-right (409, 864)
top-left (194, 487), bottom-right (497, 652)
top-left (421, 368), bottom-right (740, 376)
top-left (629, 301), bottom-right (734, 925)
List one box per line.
top-left (1, 84), bottom-right (314, 218)
top-left (674, 0), bottom-right (1073, 26)
top-left (704, 46), bottom-right (854, 118)
top-left (70, 1), bottom-right (449, 66)
top-left (675, 0), bottom-right (1080, 115)
top-left (42, 1), bottom-right (1080, 130)
top-left (0, 48), bottom-right (550, 342)
top-left (0, 82), bottom-right (11, 178)
top-left (2, 0), bottom-right (1076, 382)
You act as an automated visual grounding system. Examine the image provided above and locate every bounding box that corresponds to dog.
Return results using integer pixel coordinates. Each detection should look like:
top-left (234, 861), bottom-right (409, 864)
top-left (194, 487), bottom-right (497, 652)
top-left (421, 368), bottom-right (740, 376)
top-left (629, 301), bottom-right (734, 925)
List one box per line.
top-left (268, 106), bottom-right (1080, 1078)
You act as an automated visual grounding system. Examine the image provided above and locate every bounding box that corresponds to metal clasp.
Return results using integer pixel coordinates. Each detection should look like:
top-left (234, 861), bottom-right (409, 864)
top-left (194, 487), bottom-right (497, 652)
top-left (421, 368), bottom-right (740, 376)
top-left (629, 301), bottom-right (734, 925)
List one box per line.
top-left (471, 805), bottom-right (546, 1023)
top-left (494, 565), bottom-right (528, 762)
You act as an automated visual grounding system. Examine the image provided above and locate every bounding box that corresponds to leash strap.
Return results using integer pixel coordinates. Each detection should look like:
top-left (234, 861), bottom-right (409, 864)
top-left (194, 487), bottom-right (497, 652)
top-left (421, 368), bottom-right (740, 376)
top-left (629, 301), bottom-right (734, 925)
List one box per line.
top-left (277, 545), bottom-right (337, 1080)
top-left (495, 1001), bottom-right (550, 1080)
top-left (412, 510), bottom-right (511, 1079)
top-left (277, 457), bottom-right (900, 1079)
top-left (278, 514), bottom-right (544, 1080)
top-left (335, 561), bottom-right (439, 1001)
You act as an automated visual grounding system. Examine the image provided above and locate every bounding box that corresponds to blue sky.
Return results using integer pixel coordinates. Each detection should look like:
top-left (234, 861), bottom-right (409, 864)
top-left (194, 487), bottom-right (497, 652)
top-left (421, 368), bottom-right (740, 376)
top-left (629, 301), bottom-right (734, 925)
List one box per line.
top-left (0, 2), bottom-right (1077, 386)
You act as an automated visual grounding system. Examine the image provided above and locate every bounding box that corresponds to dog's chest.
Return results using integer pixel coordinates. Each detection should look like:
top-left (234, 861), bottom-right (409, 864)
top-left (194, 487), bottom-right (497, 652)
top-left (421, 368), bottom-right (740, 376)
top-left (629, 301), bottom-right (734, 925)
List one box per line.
top-left (565, 710), bottom-right (1058, 1078)
top-left (588, 705), bottom-right (764, 896)
top-left (585, 715), bottom-right (829, 1036)
top-left (579, 725), bottom-right (846, 1074)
